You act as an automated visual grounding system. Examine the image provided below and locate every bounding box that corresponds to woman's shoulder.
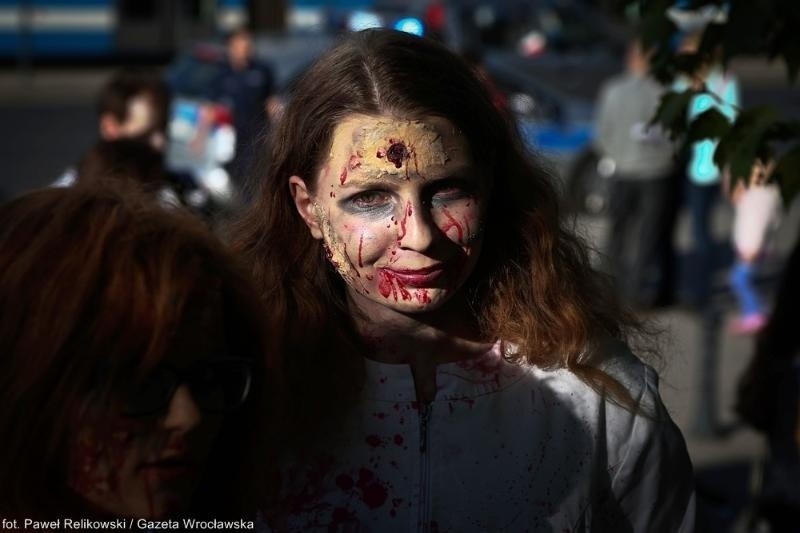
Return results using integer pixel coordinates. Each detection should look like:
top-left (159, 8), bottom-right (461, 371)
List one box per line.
top-left (524, 339), bottom-right (659, 414)
top-left (524, 340), bottom-right (693, 498)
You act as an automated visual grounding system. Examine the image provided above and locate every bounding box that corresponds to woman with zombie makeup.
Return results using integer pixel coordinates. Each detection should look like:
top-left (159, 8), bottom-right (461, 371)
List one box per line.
top-left (232, 29), bottom-right (694, 532)
top-left (0, 184), bottom-right (279, 523)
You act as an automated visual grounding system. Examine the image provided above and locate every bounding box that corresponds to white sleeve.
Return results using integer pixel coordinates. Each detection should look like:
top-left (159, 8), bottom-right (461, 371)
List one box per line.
top-left (605, 364), bottom-right (696, 532)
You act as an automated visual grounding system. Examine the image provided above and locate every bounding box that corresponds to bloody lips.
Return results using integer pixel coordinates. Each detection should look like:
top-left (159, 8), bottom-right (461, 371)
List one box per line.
top-left (380, 265), bottom-right (444, 287)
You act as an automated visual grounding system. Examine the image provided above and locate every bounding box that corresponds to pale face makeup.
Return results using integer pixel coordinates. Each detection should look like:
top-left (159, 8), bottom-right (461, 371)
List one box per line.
top-left (293, 114), bottom-right (487, 314)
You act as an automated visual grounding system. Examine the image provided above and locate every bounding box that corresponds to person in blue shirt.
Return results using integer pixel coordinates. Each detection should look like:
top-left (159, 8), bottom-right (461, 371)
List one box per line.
top-left (210, 27), bottom-right (278, 194)
top-left (673, 32), bottom-right (740, 309)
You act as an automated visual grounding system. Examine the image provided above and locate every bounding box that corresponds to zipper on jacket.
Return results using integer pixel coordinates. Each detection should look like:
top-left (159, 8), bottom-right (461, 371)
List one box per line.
top-left (417, 403), bottom-right (432, 533)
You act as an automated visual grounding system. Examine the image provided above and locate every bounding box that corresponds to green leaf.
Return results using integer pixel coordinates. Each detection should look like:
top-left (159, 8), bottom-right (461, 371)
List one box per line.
top-left (687, 108), bottom-right (732, 143)
top-left (781, 43), bottom-right (800, 84)
top-left (774, 144), bottom-right (800, 206)
top-left (713, 106), bottom-right (779, 176)
top-left (765, 120), bottom-right (800, 142)
top-left (651, 89), bottom-right (694, 140)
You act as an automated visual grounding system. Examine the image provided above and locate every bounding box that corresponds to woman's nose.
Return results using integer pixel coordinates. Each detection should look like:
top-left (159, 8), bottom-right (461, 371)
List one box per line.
top-left (397, 200), bottom-right (435, 252)
top-left (162, 384), bottom-right (202, 433)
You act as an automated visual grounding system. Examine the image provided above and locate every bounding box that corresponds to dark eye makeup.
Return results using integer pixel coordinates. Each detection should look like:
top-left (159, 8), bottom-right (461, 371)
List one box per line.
top-left (427, 178), bottom-right (478, 205)
top-left (339, 177), bottom-right (479, 216)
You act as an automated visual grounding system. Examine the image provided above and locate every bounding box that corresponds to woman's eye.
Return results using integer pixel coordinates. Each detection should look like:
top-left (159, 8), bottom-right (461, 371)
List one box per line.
top-left (432, 187), bottom-right (471, 204)
top-left (351, 191), bottom-right (391, 209)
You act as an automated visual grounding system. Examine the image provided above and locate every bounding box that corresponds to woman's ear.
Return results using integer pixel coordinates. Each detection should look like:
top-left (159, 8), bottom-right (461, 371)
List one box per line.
top-left (289, 176), bottom-right (323, 239)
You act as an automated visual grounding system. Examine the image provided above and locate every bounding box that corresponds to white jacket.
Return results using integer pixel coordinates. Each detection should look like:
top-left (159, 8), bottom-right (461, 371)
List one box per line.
top-left (266, 341), bottom-right (695, 532)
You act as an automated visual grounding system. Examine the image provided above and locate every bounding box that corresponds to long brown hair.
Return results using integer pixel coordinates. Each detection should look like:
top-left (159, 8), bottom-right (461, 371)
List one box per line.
top-left (229, 30), bottom-right (645, 437)
top-left (0, 184), bottom-right (279, 519)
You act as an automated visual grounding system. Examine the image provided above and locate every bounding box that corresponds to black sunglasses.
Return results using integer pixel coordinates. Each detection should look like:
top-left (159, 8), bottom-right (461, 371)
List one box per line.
top-left (122, 357), bottom-right (253, 417)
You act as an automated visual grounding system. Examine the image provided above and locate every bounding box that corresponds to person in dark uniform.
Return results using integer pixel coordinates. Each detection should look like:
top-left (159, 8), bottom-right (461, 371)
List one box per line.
top-left (210, 27), bottom-right (278, 195)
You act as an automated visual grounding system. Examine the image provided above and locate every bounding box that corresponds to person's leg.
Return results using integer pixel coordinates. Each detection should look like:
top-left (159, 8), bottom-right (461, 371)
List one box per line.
top-left (729, 260), bottom-right (762, 315)
top-left (632, 177), bottom-right (671, 307)
top-left (608, 178), bottom-right (637, 302)
top-left (687, 182), bottom-right (718, 308)
top-left (728, 186), bottom-right (780, 332)
top-left (653, 170), bottom-right (682, 306)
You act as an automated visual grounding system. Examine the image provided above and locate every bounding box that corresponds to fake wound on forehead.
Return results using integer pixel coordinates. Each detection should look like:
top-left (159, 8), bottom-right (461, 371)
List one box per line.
top-left (351, 120), bottom-right (449, 178)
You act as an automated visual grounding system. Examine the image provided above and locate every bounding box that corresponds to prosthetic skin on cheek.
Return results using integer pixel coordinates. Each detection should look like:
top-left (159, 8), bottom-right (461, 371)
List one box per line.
top-left (311, 117), bottom-right (485, 311)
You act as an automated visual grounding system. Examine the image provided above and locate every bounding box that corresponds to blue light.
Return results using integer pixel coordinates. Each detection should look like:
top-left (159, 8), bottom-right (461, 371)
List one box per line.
top-left (347, 11), bottom-right (384, 31)
top-left (394, 17), bottom-right (424, 36)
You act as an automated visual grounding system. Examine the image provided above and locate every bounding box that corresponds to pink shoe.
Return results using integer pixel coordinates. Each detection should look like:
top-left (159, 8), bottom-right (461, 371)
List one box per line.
top-left (730, 313), bottom-right (767, 335)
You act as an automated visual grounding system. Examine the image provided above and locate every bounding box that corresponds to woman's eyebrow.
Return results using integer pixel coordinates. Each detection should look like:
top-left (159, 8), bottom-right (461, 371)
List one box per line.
top-left (337, 173), bottom-right (403, 189)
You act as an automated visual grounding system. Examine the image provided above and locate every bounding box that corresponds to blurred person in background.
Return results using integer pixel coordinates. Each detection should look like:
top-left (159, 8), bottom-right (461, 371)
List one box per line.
top-left (54, 68), bottom-right (170, 188)
top-left (75, 139), bottom-right (182, 208)
top-left (736, 232), bottom-right (800, 531)
top-left (209, 27), bottom-right (279, 197)
top-left (0, 184), bottom-right (278, 522)
top-left (595, 38), bottom-right (676, 309)
top-left (673, 31), bottom-right (740, 310)
top-left (73, 139), bottom-right (225, 227)
top-left (232, 29), bottom-right (694, 532)
top-left (725, 161), bottom-right (782, 334)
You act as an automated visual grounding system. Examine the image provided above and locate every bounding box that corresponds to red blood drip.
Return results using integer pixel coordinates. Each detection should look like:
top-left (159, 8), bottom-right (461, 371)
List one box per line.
top-left (397, 201), bottom-right (412, 242)
top-left (358, 234), bottom-right (364, 268)
top-left (386, 142), bottom-right (407, 168)
top-left (378, 271), bottom-right (394, 298)
top-left (398, 283), bottom-right (411, 301)
top-left (339, 165), bottom-right (348, 185)
top-left (440, 207), bottom-right (464, 243)
top-left (70, 419), bottom-right (136, 499)
top-left (415, 289), bottom-right (431, 304)
top-left (356, 468), bottom-right (388, 509)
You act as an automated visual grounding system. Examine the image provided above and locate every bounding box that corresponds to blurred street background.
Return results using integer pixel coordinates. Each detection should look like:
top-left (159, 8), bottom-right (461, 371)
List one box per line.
top-left (1, 1), bottom-right (798, 531)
